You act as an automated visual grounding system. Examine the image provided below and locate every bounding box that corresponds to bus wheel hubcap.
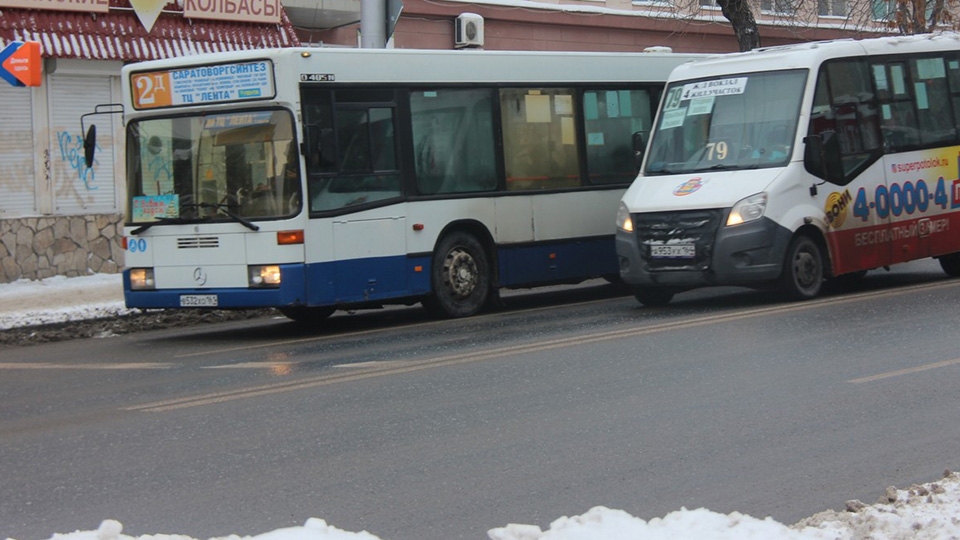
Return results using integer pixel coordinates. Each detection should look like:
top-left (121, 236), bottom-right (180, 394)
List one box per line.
top-left (795, 251), bottom-right (818, 287)
top-left (444, 248), bottom-right (478, 297)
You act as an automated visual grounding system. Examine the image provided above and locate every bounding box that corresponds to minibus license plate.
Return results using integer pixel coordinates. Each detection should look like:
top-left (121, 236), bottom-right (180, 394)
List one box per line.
top-left (651, 245), bottom-right (695, 258)
top-left (180, 294), bottom-right (218, 307)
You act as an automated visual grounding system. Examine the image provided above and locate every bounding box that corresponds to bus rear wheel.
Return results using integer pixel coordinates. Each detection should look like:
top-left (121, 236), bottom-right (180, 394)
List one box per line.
top-left (424, 232), bottom-right (491, 318)
top-left (939, 252), bottom-right (960, 277)
top-left (279, 306), bottom-right (336, 324)
top-left (781, 235), bottom-right (823, 300)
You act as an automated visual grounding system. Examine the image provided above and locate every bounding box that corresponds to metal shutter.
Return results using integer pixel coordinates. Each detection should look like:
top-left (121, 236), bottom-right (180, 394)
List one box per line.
top-left (49, 74), bottom-right (118, 214)
top-left (0, 85), bottom-right (37, 217)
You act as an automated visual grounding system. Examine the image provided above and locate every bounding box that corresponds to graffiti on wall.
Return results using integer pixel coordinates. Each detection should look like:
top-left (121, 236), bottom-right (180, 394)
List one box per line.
top-left (57, 130), bottom-right (99, 191)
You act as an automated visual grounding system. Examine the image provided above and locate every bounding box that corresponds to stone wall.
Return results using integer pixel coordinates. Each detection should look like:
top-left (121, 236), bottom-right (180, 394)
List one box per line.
top-left (0, 215), bottom-right (124, 283)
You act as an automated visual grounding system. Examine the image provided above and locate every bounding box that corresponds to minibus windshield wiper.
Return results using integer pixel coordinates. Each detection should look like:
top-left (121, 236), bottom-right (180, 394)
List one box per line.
top-left (188, 202), bottom-right (260, 232)
top-left (688, 163), bottom-right (760, 173)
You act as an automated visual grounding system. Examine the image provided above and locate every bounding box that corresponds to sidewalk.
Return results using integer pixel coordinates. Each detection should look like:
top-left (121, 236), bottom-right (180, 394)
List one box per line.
top-left (0, 273), bottom-right (129, 330)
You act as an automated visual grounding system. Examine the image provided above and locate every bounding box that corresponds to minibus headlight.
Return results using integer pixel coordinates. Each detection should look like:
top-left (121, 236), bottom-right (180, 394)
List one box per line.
top-left (129, 268), bottom-right (155, 290)
top-left (616, 202), bottom-right (634, 233)
top-left (727, 192), bottom-right (768, 226)
top-left (249, 265), bottom-right (282, 288)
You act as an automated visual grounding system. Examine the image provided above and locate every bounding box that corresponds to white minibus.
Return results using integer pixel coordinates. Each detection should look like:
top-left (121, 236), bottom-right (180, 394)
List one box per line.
top-left (616, 34), bottom-right (960, 305)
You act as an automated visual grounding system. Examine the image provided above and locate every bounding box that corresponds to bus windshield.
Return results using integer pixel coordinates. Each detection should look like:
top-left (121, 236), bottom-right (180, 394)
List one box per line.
top-left (644, 69), bottom-right (807, 175)
top-left (125, 109), bottom-right (301, 224)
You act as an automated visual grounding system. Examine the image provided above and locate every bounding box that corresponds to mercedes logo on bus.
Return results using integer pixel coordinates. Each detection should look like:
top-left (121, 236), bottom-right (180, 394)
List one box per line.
top-left (193, 267), bottom-right (208, 286)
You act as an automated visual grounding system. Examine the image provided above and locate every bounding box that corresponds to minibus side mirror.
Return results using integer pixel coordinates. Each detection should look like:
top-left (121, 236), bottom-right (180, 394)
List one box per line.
top-left (803, 131), bottom-right (843, 184)
top-left (83, 124), bottom-right (97, 168)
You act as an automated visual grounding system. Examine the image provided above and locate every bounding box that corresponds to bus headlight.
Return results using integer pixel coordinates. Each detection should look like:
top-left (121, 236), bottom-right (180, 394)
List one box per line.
top-left (129, 268), bottom-right (156, 290)
top-left (727, 192), bottom-right (767, 226)
top-left (616, 202), bottom-right (634, 233)
top-left (249, 265), bottom-right (282, 288)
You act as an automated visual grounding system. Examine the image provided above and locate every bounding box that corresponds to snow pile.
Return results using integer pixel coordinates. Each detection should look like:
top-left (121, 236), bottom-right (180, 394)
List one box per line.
top-left (24, 472), bottom-right (960, 540)
top-left (0, 274), bottom-right (129, 330)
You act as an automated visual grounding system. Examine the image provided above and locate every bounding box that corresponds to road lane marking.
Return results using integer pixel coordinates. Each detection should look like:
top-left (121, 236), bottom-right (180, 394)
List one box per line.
top-left (847, 357), bottom-right (960, 383)
top-left (0, 362), bottom-right (173, 370)
top-left (172, 279), bottom-right (960, 360)
top-left (124, 280), bottom-right (960, 412)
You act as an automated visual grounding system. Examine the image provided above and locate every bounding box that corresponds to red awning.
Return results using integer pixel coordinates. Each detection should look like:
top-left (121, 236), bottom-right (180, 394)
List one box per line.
top-left (0, 1), bottom-right (301, 62)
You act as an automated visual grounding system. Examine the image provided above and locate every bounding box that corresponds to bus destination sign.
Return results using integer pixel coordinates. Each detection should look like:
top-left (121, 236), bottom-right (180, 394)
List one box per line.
top-left (131, 60), bottom-right (275, 110)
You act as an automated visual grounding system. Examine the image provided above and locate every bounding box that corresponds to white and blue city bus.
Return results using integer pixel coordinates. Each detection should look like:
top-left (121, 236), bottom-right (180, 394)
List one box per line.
top-left (111, 47), bottom-right (701, 320)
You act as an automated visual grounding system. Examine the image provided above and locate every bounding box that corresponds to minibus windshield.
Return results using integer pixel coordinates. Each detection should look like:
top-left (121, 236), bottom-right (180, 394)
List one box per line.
top-left (644, 69), bottom-right (807, 175)
top-left (125, 109), bottom-right (301, 225)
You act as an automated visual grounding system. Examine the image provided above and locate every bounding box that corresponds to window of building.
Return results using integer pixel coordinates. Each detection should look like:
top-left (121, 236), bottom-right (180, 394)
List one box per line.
top-left (818, 0), bottom-right (846, 16)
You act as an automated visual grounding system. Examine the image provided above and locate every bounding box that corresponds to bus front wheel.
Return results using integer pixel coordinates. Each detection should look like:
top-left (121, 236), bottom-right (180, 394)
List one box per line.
top-left (780, 235), bottom-right (823, 300)
top-left (633, 287), bottom-right (675, 307)
top-left (424, 232), bottom-right (491, 318)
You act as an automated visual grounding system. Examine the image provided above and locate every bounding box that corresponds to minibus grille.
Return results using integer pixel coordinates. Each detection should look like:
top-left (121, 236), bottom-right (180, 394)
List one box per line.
top-left (633, 210), bottom-right (722, 271)
top-left (177, 236), bottom-right (220, 249)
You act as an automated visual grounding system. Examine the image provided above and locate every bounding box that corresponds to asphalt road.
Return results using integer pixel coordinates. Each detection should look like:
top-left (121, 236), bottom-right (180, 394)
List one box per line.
top-left (1, 260), bottom-right (959, 540)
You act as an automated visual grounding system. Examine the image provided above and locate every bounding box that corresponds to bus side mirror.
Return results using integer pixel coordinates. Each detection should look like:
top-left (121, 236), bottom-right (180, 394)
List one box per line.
top-left (83, 124), bottom-right (97, 168)
top-left (304, 125), bottom-right (335, 169)
top-left (632, 131), bottom-right (647, 169)
top-left (803, 131), bottom-right (842, 184)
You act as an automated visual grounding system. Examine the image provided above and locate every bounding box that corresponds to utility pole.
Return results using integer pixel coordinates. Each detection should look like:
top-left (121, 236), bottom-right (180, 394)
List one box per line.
top-left (360, 0), bottom-right (387, 48)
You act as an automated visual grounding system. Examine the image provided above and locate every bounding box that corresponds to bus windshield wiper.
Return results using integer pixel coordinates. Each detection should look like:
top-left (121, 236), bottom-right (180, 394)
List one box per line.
top-left (194, 202), bottom-right (260, 231)
top-left (130, 216), bottom-right (197, 235)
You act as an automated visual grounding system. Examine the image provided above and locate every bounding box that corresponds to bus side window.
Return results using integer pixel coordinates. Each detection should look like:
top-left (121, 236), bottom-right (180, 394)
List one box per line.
top-left (947, 55), bottom-right (960, 137)
top-left (500, 88), bottom-right (582, 191)
top-left (873, 61), bottom-right (921, 151)
top-left (910, 56), bottom-right (956, 146)
top-left (583, 88), bottom-right (653, 185)
top-left (410, 88), bottom-right (497, 195)
top-left (301, 90), bottom-right (337, 174)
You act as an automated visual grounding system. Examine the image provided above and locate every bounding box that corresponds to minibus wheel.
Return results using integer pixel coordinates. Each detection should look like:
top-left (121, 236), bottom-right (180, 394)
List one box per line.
top-left (633, 287), bottom-right (675, 307)
top-left (424, 231), bottom-right (491, 318)
top-left (279, 306), bottom-right (336, 323)
top-left (781, 235), bottom-right (823, 300)
top-left (938, 252), bottom-right (960, 277)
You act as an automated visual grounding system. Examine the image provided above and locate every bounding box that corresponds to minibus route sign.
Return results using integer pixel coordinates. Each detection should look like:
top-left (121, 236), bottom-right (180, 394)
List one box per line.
top-left (680, 77), bottom-right (747, 100)
top-left (130, 60), bottom-right (275, 110)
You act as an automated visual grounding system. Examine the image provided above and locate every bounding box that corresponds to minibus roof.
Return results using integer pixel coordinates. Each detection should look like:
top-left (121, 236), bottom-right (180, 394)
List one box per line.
top-left (668, 32), bottom-right (960, 82)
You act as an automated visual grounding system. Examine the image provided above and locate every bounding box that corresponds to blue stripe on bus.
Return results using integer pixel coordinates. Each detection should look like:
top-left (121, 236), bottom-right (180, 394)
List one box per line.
top-left (497, 236), bottom-right (617, 287)
top-left (123, 237), bottom-right (616, 310)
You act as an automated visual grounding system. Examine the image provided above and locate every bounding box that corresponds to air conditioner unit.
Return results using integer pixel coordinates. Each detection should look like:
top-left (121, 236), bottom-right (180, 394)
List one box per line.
top-left (455, 13), bottom-right (484, 48)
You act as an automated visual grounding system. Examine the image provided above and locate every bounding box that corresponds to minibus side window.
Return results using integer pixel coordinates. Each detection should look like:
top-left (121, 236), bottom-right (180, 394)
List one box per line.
top-left (807, 60), bottom-right (882, 185)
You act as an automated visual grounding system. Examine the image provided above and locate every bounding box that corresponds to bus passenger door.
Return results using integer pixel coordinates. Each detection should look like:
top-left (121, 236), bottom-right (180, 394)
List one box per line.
top-left (332, 216), bottom-right (408, 302)
top-left (811, 60), bottom-right (889, 275)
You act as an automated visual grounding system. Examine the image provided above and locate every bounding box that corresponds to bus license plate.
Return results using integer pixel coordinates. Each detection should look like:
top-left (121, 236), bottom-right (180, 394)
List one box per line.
top-left (650, 244), bottom-right (695, 258)
top-left (180, 294), bottom-right (218, 307)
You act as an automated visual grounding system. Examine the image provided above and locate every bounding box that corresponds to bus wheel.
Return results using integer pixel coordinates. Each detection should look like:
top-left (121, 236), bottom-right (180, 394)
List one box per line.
top-left (781, 235), bottom-right (823, 300)
top-left (633, 287), bottom-right (674, 307)
top-left (938, 252), bottom-right (960, 277)
top-left (279, 306), bottom-right (336, 324)
top-left (425, 232), bottom-right (491, 318)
